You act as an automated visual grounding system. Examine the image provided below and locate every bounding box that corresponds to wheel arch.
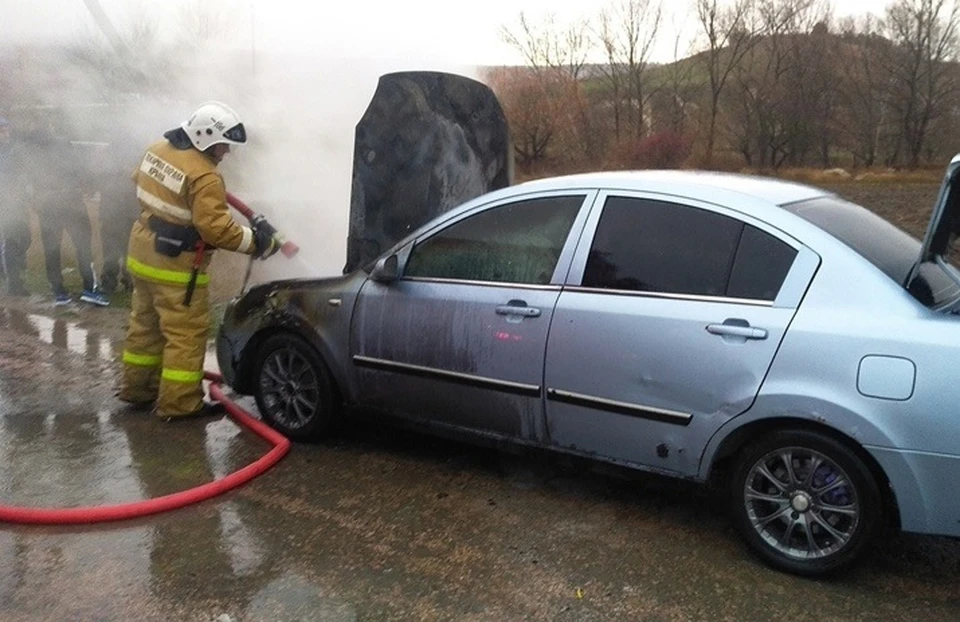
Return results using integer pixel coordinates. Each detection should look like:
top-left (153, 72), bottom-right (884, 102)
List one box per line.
top-left (234, 323), bottom-right (346, 407)
top-left (704, 416), bottom-right (901, 532)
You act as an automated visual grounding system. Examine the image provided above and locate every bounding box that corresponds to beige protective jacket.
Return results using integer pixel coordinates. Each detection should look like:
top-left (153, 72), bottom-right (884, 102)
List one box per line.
top-left (126, 140), bottom-right (255, 287)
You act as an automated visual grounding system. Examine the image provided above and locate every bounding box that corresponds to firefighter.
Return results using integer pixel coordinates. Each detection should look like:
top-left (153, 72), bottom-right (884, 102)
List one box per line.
top-left (118, 101), bottom-right (279, 419)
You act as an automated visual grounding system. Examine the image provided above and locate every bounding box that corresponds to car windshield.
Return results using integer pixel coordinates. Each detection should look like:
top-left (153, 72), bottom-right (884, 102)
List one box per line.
top-left (783, 196), bottom-right (919, 284)
top-left (783, 196), bottom-right (960, 308)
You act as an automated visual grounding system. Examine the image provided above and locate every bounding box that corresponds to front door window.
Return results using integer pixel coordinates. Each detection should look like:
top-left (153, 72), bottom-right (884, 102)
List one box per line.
top-left (405, 196), bottom-right (584, 285)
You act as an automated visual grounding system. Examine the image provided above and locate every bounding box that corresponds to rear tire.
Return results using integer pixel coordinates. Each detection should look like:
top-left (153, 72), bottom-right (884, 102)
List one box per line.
top-left (729, 429), bottom-right (883, 576)
top-left (253, 333), bottom-right (338, 441)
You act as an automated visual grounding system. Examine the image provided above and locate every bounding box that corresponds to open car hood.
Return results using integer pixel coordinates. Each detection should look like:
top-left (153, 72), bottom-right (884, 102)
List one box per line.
top-left (344, 71), bottom-right (512, 274)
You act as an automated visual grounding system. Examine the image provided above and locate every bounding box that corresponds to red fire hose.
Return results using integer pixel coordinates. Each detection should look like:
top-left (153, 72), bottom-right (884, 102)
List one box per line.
top-left (0, 194), bottom-right (297, 525)
top-left (0, 372), bottom-right (290, 525)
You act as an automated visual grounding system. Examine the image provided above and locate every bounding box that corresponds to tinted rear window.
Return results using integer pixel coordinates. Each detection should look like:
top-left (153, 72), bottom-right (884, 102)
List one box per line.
top-left (782, 196), bottom-right (918, 284)
top-left (583, 197), bottom-right (796, 300)
top-left (728, 225), bottom-right (797, 300)
top-left (583, 197), bottom-right (741, 296)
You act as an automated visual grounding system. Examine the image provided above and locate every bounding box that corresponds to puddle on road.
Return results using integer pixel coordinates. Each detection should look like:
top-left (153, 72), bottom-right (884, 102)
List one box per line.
top-left (0, 307), bottom-right (244, 508)
top-left (0, 308), bottom-right (116, 362)
top-left (0, 403), bottom-right (265, 508)
top-left (0, 307), bottom-right (220, 371)
top-left (0, 304), bottom-right (281, 617)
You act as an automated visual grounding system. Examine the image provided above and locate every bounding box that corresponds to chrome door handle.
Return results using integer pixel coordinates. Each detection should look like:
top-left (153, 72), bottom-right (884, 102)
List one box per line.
top-left (496, 305), bottom-right (541, 318)
top-left (497, 300), bottom-right (540, 317)
top-left (706, 324), bottom-right (768, 340)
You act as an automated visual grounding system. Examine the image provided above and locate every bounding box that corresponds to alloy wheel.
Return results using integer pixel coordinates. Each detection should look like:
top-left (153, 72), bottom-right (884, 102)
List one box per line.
top-left (743, 447), bottom-right (860, 560)
top-left (258, 346), bottom-right (322, 430)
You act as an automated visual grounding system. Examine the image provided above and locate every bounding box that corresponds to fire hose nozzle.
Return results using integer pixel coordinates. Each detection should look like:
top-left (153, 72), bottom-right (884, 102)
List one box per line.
top-left (226, 192), bottom-right (300, 259)
top-left (271, 229), bottom-right (300, 259)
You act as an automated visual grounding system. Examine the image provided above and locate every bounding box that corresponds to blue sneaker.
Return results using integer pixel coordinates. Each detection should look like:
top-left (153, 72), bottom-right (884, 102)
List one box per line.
top-left (54, 292), bottom-right (72, 306)
top-left (80, 289), bottom-right (110, 307)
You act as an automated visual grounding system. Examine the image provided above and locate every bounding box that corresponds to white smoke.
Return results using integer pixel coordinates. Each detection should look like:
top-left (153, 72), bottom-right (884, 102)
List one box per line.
top-left (0, 0), bottom-right (480, 297)
top-left (233, 54), bottom-right (478, 286)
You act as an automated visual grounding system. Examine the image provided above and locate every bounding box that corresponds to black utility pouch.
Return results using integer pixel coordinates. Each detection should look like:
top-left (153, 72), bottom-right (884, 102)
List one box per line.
top-left (148, 216), bottom-right (200, 257)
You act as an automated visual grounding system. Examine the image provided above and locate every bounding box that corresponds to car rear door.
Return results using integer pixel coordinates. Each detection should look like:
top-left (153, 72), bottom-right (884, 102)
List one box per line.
top-left (351, 191), bottom-right (596, 442)
top-left (543, 192), bottom-right (819, 475)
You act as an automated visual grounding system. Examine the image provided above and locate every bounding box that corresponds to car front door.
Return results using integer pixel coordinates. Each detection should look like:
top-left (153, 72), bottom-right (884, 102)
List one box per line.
top-left (544, 192), bottom-right (819, 475)
top-left (351, 191), bottom-right (595, 441)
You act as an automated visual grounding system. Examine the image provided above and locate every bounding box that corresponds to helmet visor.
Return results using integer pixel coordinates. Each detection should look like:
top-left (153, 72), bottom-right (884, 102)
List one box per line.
top-left (223, 123), bottom-right (247, 143)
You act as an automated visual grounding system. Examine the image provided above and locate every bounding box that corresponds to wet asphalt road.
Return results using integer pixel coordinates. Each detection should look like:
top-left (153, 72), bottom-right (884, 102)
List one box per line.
top-left (0, 298), bottom-right (959, 621)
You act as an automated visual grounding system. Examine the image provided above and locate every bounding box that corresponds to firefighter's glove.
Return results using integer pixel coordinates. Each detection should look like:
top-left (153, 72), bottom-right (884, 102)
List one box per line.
top-left (252, 216), bottom-right (280, 260)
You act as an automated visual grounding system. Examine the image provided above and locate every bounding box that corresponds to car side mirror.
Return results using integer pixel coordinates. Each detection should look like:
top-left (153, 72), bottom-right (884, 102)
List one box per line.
top-left (370, 254), bottom-right (399, 283)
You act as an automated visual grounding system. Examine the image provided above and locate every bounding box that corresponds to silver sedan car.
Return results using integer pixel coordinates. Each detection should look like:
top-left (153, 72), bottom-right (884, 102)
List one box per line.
top-left (217, 162), bottom-right (960, 576)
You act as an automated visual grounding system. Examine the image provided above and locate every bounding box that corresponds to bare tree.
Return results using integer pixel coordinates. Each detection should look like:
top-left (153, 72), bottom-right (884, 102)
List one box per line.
top-left (834, 15), bottom-right (890, 166)
top-left (501, 12), bottom-right (596, 163)
top-left (694, 0), bottom-right (763, 166)
top-left (776, 1), bottom-right (836, 167)
top-left (597, 17), bottom-right (628, 141)
top-left (729, 0), bottom-right (816, 168)
top-left (596, 0), bottom-right (664, 142)
top-left (806, 17), bottom-right (842, 167)
top-left (486, 67), bottom-right (556, 166)
top-left (883, 0), bottom-right (960, 166)
top-left (662, 27), bottom-right (699, 135)
top-left (500, 12), bottom-right (592, 81)
top-left (490, 0), bottom-right (960, 171)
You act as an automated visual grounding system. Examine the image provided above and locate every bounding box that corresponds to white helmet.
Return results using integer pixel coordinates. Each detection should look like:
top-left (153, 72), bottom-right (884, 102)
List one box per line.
top-left (181, 101), bottom-right (247, 151)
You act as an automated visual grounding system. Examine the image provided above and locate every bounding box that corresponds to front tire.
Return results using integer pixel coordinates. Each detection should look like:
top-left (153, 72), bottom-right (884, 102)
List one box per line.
top-left (253, 333), bottom-right (338, 441)
top-left (729, 429), bottom-right (883, 576)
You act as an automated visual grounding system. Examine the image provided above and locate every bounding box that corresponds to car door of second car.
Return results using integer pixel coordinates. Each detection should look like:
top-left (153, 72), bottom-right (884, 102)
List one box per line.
top-left (543, 192), bottom-right (819, 476)
top-left (351, 191), bottom-right (596, 442)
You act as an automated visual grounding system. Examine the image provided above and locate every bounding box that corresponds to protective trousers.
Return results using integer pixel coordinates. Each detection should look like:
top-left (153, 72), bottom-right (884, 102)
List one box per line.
top-left (120, 276), bottom-right (209, 417)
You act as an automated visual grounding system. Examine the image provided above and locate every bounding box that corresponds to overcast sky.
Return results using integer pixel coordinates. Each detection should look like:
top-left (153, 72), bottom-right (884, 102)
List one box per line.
top-left (2, 0), bottom-right (897, 66)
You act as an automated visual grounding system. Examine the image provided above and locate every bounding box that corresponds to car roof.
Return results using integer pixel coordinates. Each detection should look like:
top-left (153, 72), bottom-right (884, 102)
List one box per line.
top-left (388, 169), bottom-right (837, 261)
top-left (513, 170), bottom-right (830, 206)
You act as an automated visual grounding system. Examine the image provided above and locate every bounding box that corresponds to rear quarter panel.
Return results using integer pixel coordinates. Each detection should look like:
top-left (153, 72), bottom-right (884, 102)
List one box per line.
top-left (699, 236), bottom-right (960, 534)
